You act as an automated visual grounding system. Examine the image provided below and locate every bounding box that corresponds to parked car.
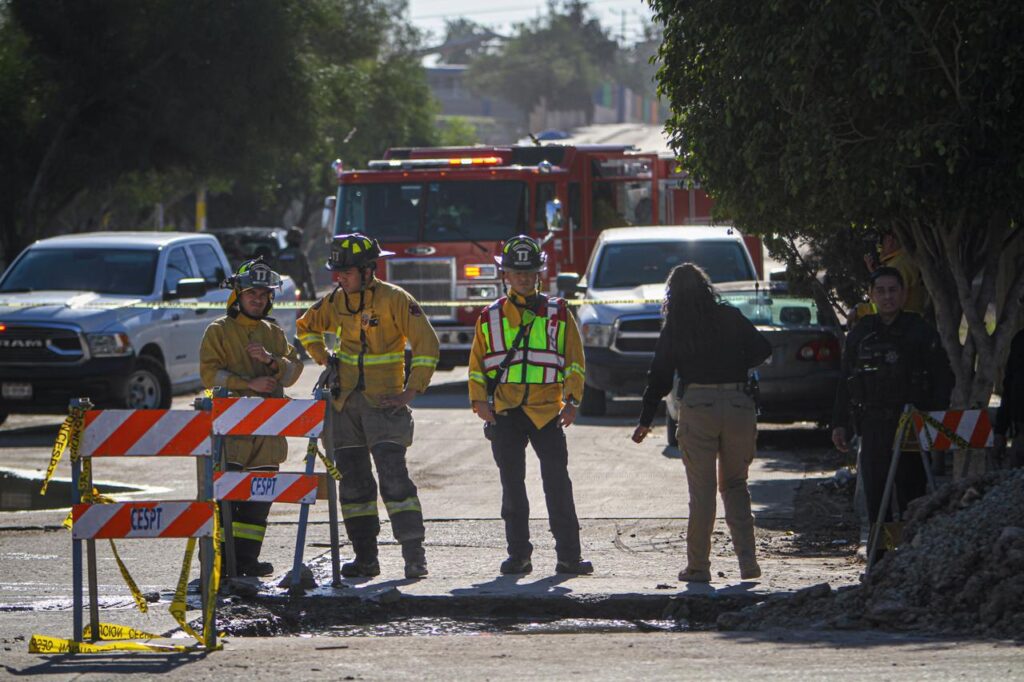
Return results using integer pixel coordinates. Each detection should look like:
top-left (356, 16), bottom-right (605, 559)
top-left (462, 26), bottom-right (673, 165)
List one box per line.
top-left (208, 226), bottom-right (290, 271)
top-left (0, 232), bottom-right (297, 425)
top-left (664, 281), bottom-right (842, 444)
top-left (557, 226), bottom-right (759, 416)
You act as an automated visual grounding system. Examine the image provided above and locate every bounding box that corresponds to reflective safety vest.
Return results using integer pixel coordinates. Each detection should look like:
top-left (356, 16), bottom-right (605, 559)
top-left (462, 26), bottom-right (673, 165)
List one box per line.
top-left (480, 295), bottom-right (567, 384)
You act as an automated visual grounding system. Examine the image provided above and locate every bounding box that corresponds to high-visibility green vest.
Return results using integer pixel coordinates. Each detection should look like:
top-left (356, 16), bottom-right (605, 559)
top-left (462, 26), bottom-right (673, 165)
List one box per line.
top-left (480, 295), bottom-right (567, 384)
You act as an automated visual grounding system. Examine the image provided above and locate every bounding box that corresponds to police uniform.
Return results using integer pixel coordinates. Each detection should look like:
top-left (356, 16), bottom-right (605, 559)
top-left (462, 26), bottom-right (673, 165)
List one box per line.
top-left (199, 259), bottom-right (303, 576)
top-left (468, 235), bottom-right (590, 575)
top-left (296, 233), bottom-right (439, 579)
top-left (276, 228), bottom-right (317, 300)
top-left (833, 311), bottom-right (953, 524)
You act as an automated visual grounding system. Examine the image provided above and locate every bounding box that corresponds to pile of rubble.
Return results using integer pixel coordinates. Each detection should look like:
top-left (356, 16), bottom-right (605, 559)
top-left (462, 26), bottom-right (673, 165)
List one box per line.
top-left (720, 470), bottom-right (1024, 637)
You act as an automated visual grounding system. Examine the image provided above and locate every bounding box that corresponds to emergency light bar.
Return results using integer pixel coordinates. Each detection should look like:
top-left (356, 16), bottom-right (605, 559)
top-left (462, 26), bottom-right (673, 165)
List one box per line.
top-left (367, 156), bottom-right (504, 170)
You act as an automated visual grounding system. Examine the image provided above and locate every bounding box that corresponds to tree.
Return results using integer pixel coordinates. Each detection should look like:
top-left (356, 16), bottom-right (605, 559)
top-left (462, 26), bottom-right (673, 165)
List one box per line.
top-left (466, 1), bottom-right (617, 125)
top-left (0, 0), bottom-right (316, 260)
top-left (652, 0), bottom-right (1024, 409)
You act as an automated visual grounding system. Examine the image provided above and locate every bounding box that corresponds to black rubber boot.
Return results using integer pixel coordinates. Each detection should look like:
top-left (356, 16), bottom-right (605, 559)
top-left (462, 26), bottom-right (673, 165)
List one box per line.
top-left (402, 540), bottom-right (428, 579)
top-left (500, 556), bottom-right (533, 575)
top-left (342, 540), bottom-right (380, 578)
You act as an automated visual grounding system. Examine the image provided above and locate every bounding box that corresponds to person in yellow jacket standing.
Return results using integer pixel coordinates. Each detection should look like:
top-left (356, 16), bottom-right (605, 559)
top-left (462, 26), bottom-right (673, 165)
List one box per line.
top-left (469, 235), bottom-right (592, 576)
top-left (200, 258), bottom-right (304, 577)
top-left (296, 233), bottom-right (439, 579)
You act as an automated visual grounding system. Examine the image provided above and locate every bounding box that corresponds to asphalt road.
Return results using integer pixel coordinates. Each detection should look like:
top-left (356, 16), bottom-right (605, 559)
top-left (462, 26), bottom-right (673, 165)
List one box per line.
top-left (1, 361), bottom-right (1020, 679)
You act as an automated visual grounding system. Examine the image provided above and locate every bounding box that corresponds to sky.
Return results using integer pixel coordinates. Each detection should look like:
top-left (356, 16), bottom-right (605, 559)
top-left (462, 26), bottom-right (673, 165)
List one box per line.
top-left (406, 0), bottom-right (656, 46)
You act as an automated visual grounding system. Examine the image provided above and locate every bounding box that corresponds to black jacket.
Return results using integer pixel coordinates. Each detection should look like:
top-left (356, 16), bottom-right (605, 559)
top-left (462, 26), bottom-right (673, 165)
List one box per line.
top-left (832, 311), bottom-right (954, 431)
top-left (995, 328), bottom-right (1024, 436)
top-left (639, 303), bottom-right (772, 426)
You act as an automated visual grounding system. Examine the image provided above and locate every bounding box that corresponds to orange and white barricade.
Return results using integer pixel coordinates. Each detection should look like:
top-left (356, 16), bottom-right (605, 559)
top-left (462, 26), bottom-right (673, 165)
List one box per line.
top-left (210, 391), bottom-right (340, 592)
top-left (30, 398), bottom-right (220, 655)
top-left (867, 405), bottom-right (995, 570)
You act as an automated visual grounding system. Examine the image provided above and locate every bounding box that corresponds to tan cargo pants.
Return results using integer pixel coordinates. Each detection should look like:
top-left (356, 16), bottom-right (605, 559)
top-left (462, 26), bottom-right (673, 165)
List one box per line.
top-left (676, 384), bottom-right (758, 573)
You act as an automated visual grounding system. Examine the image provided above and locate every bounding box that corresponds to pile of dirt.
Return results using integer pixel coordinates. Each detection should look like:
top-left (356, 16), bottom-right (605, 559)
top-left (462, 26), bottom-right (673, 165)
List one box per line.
top-left (719, 470), bottom-right (1024, 638)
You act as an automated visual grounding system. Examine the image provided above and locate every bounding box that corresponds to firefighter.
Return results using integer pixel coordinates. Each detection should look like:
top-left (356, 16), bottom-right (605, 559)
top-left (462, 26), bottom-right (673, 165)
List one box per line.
top-left (296, 233), bottom-right (439, 579)
top-left (276, 226), bottom-right (317, 301)
top-left (468, 235), bottom-right (592, 575)
top-left (199, 257), bottom-right (304, 577)
top-left (832, 267), bottom-right (953, 537)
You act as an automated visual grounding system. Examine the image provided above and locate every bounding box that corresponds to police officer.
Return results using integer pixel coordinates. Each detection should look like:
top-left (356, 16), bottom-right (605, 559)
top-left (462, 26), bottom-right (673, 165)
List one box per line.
top-left (296, 233), bottom-right (440, 579)
top-left (276, 227), bottom-right (317, 301)
top-left (832, 266), bottom-right (953, 531)
top-left (468, 235), bottom-right (592, 575)
top-left (200, 258), bottom-right (304, 576)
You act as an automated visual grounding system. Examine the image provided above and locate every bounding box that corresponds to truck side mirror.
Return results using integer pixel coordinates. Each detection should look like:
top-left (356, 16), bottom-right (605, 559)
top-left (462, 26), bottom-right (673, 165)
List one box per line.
top-left (321, 195), bottom-right (337, 235)
top-left (545, 199), bottom-right (563, 232)
top-left (556, 272), bottom-right (582, 298)
top-left (173, 278), bottom-right (208, 299)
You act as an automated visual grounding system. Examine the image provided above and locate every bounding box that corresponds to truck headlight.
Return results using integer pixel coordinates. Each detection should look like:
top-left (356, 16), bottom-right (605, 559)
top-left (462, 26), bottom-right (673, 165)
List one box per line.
top-left (581, 323), bottom-right (613, 348)
top-left (467, 285), bottom-right (498, 299)
top-left (87, 332), bottom-right (133, 357)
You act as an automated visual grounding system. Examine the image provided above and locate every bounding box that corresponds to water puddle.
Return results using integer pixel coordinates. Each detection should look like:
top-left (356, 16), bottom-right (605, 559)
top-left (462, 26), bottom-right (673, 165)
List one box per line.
top-left (321, 617), bottom-right (691, 637)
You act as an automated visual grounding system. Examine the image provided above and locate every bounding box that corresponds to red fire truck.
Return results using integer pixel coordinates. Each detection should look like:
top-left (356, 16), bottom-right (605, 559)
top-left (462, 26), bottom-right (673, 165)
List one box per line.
top-left (324, 144), bottom-right (664, 368)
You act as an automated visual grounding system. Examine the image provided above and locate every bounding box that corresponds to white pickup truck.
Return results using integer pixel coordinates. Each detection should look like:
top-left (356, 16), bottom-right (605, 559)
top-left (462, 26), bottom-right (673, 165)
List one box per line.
top-left (0, 232), bottom-right (297, 425)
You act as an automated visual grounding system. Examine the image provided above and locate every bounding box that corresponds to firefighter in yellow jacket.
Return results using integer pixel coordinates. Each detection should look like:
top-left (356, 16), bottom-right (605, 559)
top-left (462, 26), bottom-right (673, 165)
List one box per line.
top-left (200, 258), bottom-right (303, 577)
top-left (469, 235), bottom-right (592, 575)
top-left (296, 233), bottom-right (439, 579)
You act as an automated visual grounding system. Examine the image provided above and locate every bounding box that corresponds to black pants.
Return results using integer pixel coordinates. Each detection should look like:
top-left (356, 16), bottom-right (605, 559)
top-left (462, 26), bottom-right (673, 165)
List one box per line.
top-left (859, 413), bottom-right (928, 524)
top-left (335, 442), bottom-right (425, 557)
top-left (490, 408), bottom-right (582, 562)
top-left (225, 462), bottom-right (276, 570)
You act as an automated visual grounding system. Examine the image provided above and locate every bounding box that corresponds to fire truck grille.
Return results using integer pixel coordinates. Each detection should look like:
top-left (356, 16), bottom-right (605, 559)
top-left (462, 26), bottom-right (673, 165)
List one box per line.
top-left (0, 325), bottom-right (84, 363)
top-left (386, 258), bottom-right (456, 321)
top-left (612, 316), bottom-right (662, 354)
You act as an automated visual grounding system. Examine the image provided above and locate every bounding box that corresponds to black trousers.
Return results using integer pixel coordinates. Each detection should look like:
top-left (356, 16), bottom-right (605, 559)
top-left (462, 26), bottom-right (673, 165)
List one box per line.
top-left (490, 408), bottom-right (582, 562)
top-left (225, 462), bottom-right (276, 570)
top-left (859, 413), bottom-right (928, 525)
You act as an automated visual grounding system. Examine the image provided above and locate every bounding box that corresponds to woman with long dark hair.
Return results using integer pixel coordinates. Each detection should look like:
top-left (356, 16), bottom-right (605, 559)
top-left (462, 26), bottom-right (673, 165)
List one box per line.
top-left (632, 263), bottom-right (771, 582)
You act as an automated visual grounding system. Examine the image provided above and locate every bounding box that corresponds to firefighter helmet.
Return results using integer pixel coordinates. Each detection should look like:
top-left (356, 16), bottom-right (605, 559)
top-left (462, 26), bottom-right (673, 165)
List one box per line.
top-left (327, 233), bottom-right (395, 270)
top-left (223, 257), bottom-right (281, 317)
top-left (495, 235), bottom-right (546, 272)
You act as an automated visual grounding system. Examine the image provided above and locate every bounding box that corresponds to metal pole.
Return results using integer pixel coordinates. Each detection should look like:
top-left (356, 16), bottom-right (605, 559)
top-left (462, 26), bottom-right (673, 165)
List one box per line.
top-left (213, 387), bottom-right (236, 579)
top-left (71, 454), bottom-right (83, 642)
top-left (84, 441), bottom-right (99, 642)
top-left (323, 395), bottom-right (341, 586)
top-left (195, 395), bottom-right (215, 649)
top-left (867, 404), bottom-right (913, 571)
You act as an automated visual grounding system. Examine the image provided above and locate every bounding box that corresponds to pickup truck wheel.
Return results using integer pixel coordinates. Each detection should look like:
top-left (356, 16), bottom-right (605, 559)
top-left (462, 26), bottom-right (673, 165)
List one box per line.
top-left (124, 357), bottom-right (171, 410)
top-left (580, 384), bottom-right (606, 417)
top-left (667, 415), bottom-right (679, 448)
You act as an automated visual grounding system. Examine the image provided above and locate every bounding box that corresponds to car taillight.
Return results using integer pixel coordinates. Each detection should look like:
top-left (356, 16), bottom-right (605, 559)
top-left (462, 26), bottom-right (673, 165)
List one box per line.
top-left (796, 337), bottom-right (840, 362)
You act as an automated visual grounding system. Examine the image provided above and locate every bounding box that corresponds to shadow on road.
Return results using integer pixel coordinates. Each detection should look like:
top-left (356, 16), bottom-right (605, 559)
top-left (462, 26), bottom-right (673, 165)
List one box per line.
top-left (5, 651), bottom-right (211, 677)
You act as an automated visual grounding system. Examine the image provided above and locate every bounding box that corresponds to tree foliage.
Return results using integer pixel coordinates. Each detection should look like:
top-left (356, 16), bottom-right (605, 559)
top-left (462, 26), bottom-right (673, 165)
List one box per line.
top-left (652, 0), bottom-right (1024, 407)
top-left (466, 1), bottom-right (617, 123)
top-left (0, 0), bottom-right (439, 259)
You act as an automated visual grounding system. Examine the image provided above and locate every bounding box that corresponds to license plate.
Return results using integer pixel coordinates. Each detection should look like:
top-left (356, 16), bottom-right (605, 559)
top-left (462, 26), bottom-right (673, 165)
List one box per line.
top-left (2, 382), bottom-right (32, 400)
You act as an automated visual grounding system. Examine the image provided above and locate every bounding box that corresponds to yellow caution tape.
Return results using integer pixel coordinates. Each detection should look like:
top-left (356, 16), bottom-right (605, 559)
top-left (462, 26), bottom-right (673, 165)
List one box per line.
top-left (28, 634), bottom-right (198, 654)
top-left (170, 537), bottom-right (204, 645)
top-left (312, 440), bottom-right (341, 481)
top-left (39, 416), bottom-right (73, 496)
top-left (917, 410), bottom-right (972, 450)
top-left (108, 539), bottom-right (148, 613)
top-left (170, 503), bottom-right (223, 647)
top-left (82, 622), bottom-right (160, 641)
top-left (204, 503), bottom-right (223, 644)
top-left (0, 296), bottom-right (664, 311)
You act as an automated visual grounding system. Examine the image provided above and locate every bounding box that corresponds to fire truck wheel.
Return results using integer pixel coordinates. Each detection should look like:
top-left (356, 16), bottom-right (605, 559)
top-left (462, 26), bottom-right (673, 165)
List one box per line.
top-left (580, 384), bottom-right (606, 417)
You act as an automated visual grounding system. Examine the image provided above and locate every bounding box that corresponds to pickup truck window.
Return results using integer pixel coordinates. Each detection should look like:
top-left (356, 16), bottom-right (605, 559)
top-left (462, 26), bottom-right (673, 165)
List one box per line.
top-left (0, 248), bottom-right (159, 295)
top-left (591, 240), bottom-right (755, 289)
top-left (163, 247), bottom-right (194, 295)
top-left (190, 243), bottom-right (226, 285)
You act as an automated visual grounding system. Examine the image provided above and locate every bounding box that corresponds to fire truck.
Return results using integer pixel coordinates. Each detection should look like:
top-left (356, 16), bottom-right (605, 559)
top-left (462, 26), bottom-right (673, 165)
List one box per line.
top-left (323, 144), bottom-right (664, 368)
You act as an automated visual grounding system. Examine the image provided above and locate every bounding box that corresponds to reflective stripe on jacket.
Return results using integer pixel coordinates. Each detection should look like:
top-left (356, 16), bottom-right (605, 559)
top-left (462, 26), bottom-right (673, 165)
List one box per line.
top-left (481, 295), bottom-right (567, 385)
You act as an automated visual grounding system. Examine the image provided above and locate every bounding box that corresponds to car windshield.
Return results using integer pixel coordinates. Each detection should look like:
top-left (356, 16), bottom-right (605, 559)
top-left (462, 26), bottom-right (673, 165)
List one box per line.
top-left (0, 248), bottom-right (159, 295)
top-left (720, 290), bottom-right (825, 327)
top-left (591, 240), bottom-right (755, 288)
top-left (338, 181), bottom-right (529, 242)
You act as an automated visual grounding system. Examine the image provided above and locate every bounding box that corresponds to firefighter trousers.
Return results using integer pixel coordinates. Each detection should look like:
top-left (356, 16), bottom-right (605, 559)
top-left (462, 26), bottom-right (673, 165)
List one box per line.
top-left (224, 462), bottom-right (277, 572)
top-left (858, 412), bottom-right (927, 525)
top-left (490, 408), bottom-right (582, 563)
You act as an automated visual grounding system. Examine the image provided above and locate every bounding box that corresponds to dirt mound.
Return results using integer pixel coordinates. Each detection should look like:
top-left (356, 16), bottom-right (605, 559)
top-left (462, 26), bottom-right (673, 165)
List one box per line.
top-left (720, 470), bottom-right (1024, 638)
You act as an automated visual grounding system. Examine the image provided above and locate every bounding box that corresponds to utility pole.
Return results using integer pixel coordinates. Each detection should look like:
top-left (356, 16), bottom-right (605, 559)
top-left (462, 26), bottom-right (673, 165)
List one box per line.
top-left (195, 186), bottom-right (207, 232)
